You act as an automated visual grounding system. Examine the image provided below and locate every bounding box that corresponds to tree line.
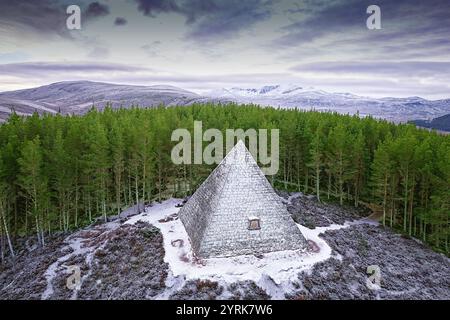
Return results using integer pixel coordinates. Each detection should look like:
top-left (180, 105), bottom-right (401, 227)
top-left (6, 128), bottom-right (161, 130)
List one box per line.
top-left (0, 103), bottom-right (448, 260)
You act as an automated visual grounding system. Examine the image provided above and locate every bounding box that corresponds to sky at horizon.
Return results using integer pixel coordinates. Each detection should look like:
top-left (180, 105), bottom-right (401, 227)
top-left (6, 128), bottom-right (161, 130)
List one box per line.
top-left (0, 0), bottom-right (450, 99)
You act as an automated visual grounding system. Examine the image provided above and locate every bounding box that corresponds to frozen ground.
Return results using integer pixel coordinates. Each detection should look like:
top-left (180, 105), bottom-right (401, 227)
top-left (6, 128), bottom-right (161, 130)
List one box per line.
top-left (125, 199), bottom-right (355, 299)
top-left (0, 193), bottom-right (449, 300)
top-left (280, 191), bottom-right (371, 227)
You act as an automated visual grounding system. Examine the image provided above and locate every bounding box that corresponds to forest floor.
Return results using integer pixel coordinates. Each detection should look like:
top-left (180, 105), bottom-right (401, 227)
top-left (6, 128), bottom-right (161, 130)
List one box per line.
top-left (0, 193), bottom-right (449, 300)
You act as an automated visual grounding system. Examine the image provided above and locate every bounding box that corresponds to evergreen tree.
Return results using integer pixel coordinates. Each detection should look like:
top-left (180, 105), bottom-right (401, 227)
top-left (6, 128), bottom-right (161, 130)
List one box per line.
top-left (308, 125), bottom-right (324, 202)
top-left (0, 150), bottom-right (15, 260)
top-left (17, 137), bottom-right (48, 246)
top-left (110, 121), bottom-right (125, 215)
top-left (371, 142), bottom-right (392, 226)
top-left (0, 103), bottom-right (447, 254)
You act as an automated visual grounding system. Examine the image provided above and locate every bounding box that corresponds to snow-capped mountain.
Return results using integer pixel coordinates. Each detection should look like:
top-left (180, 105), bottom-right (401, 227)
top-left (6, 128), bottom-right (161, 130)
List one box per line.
top-left (411, 113), bottom-right (450, 132)
top-left (0, 81), bottom-right (215, 122)
top-left (0, 81), bottom-right (449, 123)
top-left (212, 84), bottom-right (323, 98)
top-left (209, 84), bottom-right (450, 123)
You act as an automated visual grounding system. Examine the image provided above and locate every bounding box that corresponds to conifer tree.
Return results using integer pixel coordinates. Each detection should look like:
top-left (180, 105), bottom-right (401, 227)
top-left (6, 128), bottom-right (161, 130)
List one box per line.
top-left (0, 150), bottom-right (15, 260)
top-left (0, 103), bottom-right (448, 254)
top-left (371, 142), bottom-right (392, 226)
top-left (18, 137), bottom-right (47, 246)
top-left (309, 125), bottom-right (324, 202)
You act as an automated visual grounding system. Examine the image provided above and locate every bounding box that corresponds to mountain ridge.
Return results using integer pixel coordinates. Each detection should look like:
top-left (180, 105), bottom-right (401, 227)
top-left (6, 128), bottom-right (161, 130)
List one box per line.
top-left (411, 113), bottom-right (450, 132)
top-left (1, 81), bottom-right (449, 123)
top-left (209, 84), bottom-right (450, 122)
top-left (0, 80), bottom-right (214, 122)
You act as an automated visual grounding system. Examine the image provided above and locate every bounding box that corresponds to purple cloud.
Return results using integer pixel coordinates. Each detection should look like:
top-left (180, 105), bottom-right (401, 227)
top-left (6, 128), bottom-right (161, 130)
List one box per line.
top-left (275, 0), bottom-right (450, 49)
top-left (114, 17), bottom-right (128, 26)
top-left (84, 2), bottom-right (110, 19)
top-left (134, 0), bottom-right (274, 42)
top-left (135, 0), bottom-right (180, 16)
top-left (0, 0), bottom-right (110, 37)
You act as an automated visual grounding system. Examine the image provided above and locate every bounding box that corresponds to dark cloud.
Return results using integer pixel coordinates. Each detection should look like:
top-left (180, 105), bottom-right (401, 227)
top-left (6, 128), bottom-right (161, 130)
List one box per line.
top-left (276, 0), bottom-right (450, 48)
top-left (134, 0), bottom-right (274, 41)
top-left (0, 0), bottom-right (110, 37)
top-left (114, 17), bottom-right (128, 26)
top-left (0, 0), bottom-right (68, 36)
top-left (278, 0), bottom-right (365, 45)
top-left (182, 0), bottom-right (220, 24)
top-left (185, 0), bottom-right (273, 41)
top-left (135, 0), bottom-right (181, 16)
top-left (84, 2), bottom-right (110, 19)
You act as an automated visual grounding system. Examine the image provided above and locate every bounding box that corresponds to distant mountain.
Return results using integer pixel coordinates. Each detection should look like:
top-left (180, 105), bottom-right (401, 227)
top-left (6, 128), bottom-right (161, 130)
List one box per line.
top-left (0, 81), bottom-right (214, 122)
top-left (410, 113), bottom-right (450, 132)
top-left (1, 81), bottom-right (449, 123)
top-left (209, 84), bottom-right (450, 123)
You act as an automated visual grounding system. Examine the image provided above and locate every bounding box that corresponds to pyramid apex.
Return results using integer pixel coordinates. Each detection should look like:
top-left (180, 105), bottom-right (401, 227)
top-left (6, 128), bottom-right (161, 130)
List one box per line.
top-left (234, 139), bottom-right (246, 148)
top-left (224, 139), bottom-right (255, 165)
top-left (230, 139), bottom-right (249, 154)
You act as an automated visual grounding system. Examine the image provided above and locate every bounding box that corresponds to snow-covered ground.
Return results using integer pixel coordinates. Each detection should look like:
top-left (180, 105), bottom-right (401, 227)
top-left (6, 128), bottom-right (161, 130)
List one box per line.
top-left (41, 222), bottom-right (119, 300)
top-left (126, 199), bottom-right (367, 299)
top-left (2, 195), bottom-right (448, 300)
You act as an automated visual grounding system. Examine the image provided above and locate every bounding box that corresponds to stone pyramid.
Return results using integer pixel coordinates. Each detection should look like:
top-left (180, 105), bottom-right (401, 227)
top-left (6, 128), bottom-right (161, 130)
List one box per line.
top-left (179, 140), bottom-right (307, 258)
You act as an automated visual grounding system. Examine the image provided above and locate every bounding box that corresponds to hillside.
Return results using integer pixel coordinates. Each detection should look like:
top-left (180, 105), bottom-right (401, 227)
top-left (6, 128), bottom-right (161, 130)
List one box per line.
top-left (0, 81), bottom-right (215, 122)
top-left (411, 113), bottom-right (450, 132)
top-left (1, 81), bottom-right (450, 123)
top-left (210, 84), bottom-right (450, 123)
top-left (1, 194), bottom-right (448, 300)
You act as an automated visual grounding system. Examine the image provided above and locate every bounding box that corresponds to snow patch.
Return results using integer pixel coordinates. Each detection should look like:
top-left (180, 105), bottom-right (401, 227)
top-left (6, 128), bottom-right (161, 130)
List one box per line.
top-left (126, 198), bottom-right (355, 299)
top-left (41, 221), bottom-right (119, 300)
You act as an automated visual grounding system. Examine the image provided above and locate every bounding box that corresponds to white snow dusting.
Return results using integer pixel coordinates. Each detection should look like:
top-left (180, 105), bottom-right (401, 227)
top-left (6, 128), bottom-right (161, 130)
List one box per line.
top-left (126, 198), bottom-right (354, 299)
top-left (41, 221), bottom-right (119, 300)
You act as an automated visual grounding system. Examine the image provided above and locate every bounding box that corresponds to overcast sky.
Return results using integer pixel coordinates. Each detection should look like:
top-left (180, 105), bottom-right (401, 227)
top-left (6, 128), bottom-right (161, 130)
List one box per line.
top-left (0, 0), bottom-right (449, 99)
